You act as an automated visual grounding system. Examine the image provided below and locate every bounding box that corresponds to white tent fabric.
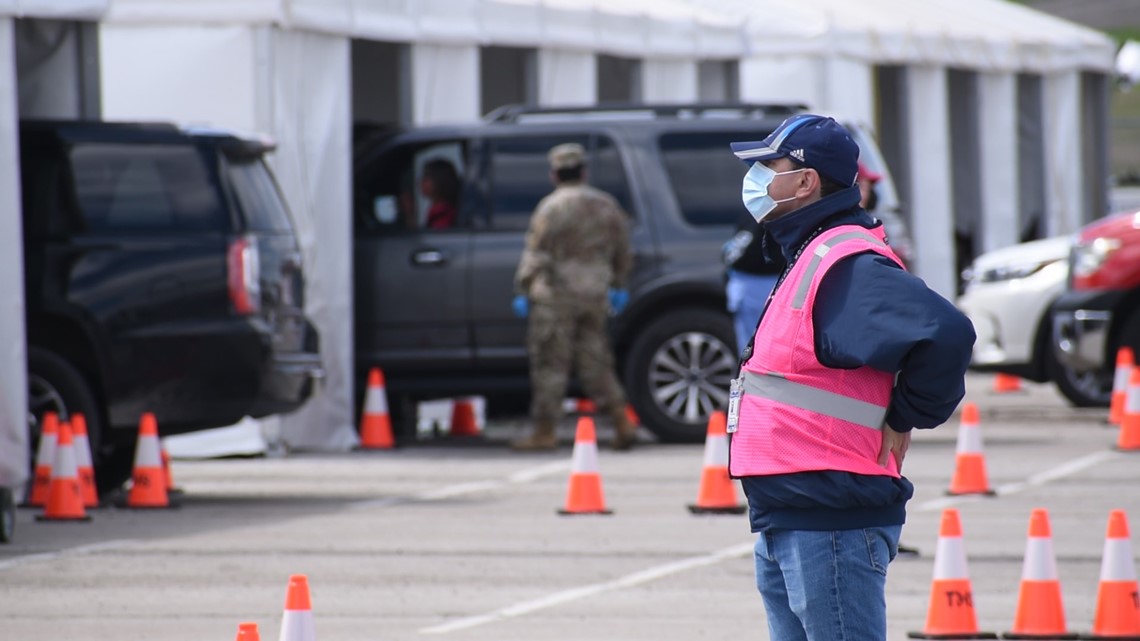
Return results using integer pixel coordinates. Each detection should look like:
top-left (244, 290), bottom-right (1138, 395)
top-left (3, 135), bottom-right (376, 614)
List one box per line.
top-left (0, 16), bottom-right (26, 489)
top-left (978, 72), bottom-right (1020, 254)
top-left (0, 1), bottom-right (105, 18)
top-left (538, 48), bottom-right (596, 106)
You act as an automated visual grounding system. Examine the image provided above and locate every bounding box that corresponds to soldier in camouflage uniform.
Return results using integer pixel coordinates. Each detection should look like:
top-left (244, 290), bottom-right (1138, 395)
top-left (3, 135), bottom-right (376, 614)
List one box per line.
top-left (511, 143), bottom-right (637, 451)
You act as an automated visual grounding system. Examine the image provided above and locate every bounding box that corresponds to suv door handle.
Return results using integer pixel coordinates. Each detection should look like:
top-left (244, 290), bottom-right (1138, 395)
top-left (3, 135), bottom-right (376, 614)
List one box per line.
top-left (412, 249), bottom-right (448, 266)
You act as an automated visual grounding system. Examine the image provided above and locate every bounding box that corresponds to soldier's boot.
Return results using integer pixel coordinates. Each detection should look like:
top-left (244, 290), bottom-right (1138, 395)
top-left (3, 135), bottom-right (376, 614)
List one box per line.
top-left (510, 421), bottom-right (558, 451)
top-left (610, 410), bottom-right (638, 451)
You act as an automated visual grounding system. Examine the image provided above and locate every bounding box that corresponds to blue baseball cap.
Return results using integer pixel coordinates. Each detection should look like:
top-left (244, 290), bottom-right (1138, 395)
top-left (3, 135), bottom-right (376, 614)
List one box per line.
top-left (730, 114), bottom-right (859, 187)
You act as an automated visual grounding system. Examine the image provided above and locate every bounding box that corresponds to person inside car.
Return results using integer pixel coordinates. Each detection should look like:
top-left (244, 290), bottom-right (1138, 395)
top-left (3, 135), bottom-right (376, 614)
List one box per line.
top-left (421, 158), bottom-right (461, 230)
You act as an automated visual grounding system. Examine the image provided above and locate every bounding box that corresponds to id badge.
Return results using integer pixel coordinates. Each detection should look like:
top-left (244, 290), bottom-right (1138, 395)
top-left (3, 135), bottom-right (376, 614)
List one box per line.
top-left (726, 376), bottom-right (743, 433)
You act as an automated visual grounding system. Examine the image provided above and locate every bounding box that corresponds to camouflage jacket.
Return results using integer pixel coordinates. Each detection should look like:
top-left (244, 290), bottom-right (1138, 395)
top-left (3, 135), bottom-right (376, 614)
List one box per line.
top-left (514, 181), bottom-right (632, 305)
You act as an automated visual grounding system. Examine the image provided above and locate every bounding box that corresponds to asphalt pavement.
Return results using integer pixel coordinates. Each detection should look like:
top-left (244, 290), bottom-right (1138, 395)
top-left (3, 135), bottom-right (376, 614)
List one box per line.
top-left (0, 373), bottom-right (1137, 641)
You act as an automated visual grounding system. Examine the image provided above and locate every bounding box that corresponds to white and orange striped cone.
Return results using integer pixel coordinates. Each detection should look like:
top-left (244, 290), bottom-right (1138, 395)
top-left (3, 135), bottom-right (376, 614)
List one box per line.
top-left (558, 417), bottom-right (611, 515)
top-left (279, 574), bottom-right (316, 641)
top-left (1086, 510), bottom-right (1140, 639)
top-left (947, 403), bottom-right (996, 496)
top-left (24, 411), bottom-right (59, 507)
top-left (908, 508), bottom-right (997, 639)
top-left (235, 622), bottom-right (261, 641)
top-left (35, 421), bottom-right (91, 522)
top-left (358, 367), bottom-right (394, 449)
top-left (120, 413), bottom-right (173, 509)
top-left (71, 414), bottom-right (99, 508)
top-left (448, 397), bottom-right (480, 437)
top-left (1003, 508), bottom-right (1078, 639)
top-left (1109, 347), bottom-right (1135, 426)
top-left (688, 410), bottom-right (746, 514)
top-left (1119, 369), bottom-right (1140, 452)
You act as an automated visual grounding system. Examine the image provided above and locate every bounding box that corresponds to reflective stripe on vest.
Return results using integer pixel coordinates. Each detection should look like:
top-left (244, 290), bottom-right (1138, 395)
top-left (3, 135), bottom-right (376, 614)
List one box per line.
top-left (793, 230), bottom-right (888, 309)
top-left (742, 370), bottom-right (887, 430)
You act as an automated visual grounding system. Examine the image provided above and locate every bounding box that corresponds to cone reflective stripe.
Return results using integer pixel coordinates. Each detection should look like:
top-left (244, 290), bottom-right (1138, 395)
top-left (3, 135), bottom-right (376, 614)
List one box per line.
top-left (449, 397), bottom-right (479, 437)
top-left (1120, 369), bottom-right (1140, 451)
top-left (1110, 348), bottom-right (1136, 426)
top-left (279, 574), bottom-right (316, 641)
top-left (1088, 510), bottom-right (1140, 639)
top-left (1004, 509), bottom-right (1078, 639)
top-left (27, 412), bottom-right (59, 507)
top-left (71, 414), bottom-right (98, 507)
top-left (359, 367), bottom-right (394, 449)
top-left (235, 622), bottom-right (261, 641)
top-left (558, 417), bottom-right (610, 515)
top-left (947, 403), bottom-right (995, 496)
top-left (36, 421), bottom-right (91, 522)
top-left (688, 411), bottom-right (746, 514)
top-left (908, 509), bottom-right (996, 639)
top-left (126, 413), bottom-right (170, 508)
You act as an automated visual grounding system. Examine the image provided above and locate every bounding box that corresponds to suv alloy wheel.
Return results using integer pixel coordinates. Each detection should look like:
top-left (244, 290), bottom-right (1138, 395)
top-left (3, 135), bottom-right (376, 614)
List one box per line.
top-left (624, 309), bottom-right (737, 442)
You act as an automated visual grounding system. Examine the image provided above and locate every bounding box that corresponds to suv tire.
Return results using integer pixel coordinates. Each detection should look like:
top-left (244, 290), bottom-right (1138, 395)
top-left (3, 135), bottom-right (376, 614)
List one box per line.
top-left (624, 308), bottom-right (737, 443)
top-left (26, 347), bottom-right (130, 494)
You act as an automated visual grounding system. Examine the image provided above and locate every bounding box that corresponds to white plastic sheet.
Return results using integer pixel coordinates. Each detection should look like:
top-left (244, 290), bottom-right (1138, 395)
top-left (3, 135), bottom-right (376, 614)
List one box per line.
top-left (0, 17), bottom-right (28, 489)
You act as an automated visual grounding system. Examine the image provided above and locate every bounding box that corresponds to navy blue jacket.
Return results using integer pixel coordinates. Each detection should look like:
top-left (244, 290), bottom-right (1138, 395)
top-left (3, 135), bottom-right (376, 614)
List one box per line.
top-left (739, 185), bottom-right (976, 532)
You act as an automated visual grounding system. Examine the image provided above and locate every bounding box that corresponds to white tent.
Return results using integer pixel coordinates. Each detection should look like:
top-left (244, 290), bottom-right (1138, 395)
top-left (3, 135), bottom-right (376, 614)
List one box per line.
top-left (695, 0), bottom-right (1115, 298)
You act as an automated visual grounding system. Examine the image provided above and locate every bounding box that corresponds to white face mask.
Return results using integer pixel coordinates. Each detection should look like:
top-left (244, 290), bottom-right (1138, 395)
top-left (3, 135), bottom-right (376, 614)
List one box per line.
top-left (741, 163), bottom-right (805, 222)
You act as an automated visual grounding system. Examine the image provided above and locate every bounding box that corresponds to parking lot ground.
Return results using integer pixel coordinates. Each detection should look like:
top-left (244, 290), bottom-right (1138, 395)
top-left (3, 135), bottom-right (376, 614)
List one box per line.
top-left (0, 373), bottom-right (1137, 641)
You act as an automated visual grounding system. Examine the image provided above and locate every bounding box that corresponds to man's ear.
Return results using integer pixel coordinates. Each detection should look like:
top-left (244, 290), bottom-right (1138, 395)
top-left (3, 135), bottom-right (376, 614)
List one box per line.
top-left (795, 168), bottom-right (820, 198)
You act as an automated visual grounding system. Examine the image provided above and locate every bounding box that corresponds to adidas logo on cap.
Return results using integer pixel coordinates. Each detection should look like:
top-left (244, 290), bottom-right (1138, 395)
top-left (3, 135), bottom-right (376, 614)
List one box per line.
top-left (789, 148), bottom-right (805, 162)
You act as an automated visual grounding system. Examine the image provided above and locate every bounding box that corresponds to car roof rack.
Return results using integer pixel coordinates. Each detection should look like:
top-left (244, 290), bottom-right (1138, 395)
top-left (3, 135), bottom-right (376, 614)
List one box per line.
top-left (483, 102), bottom-right (810, 124)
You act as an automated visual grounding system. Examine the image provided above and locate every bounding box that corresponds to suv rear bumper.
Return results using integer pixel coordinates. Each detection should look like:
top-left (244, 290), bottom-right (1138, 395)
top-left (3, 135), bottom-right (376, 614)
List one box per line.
top-left (1052, 289), bottom-right (1124, 373)
top-left (249, 351), bottom-right (324, 417)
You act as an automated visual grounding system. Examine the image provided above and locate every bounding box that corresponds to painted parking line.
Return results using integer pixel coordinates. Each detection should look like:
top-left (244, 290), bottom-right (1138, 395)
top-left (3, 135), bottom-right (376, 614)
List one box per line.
top-left (916, 450), bottom-right (1121, 512)
top-left (419, 542), bottom-right (755, 635)
top-left (421, 449), bottom-right (1126, 635)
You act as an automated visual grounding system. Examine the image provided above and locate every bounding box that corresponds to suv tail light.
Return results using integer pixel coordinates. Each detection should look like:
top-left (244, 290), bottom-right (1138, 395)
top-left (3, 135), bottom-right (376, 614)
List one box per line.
top-left (227, 236), bottom-right (261, 315)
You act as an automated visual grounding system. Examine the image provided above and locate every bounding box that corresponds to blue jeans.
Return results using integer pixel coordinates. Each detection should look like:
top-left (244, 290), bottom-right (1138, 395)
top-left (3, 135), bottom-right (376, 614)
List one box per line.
top-left (726, 271), bottom-right (778, 356)
top-left (754, 526), bottom-right (902, 641)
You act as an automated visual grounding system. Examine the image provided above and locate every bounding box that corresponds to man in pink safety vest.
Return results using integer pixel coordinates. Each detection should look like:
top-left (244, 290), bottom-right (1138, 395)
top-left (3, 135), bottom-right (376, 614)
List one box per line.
top-left (725, 114), bottom-right (975, 641)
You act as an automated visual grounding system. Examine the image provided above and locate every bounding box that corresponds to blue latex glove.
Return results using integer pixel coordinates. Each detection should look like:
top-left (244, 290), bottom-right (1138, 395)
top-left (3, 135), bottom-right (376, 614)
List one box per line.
top-left (608, 288), bottom-right (630, 314)
top-left (512, 294), bottom-right (529, 318)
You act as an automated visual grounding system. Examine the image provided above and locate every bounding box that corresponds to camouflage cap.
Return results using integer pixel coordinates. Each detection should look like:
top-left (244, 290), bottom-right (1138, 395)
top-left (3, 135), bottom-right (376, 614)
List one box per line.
top-left (548, 143), bottom-right (585, 170)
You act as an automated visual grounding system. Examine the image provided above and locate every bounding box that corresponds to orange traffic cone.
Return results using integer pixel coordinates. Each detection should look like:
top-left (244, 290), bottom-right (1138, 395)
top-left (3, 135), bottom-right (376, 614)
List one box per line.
top-left (1119, 369), bottom-right (1140, 452)
top-left (25, 412), bottom-right (59, 507)
top-left (449, 397), bottom-right (480, 437)
top-left (160, 446), bottom-right (184, 497)
top-left (280, 574), bottom-right (316, 641)
top-left (1003, 508), bottom-right (1078, 639)
top-left (993, 372), bottom-right (1023, 393)
top-left (358, 367), bottom-right (394, 449)
top-left (35, 421), bottom-right (91, 522)
top-left (908, 508), bottom-right (996, 639)
top-left (688, 411), bottom-right (746, 514)
top-left (947, 403), bottom-right (996, 496)
top-left (1086, 510), bottom-right (1140, 639)
top-left (624, 404), bottom-right (639, 428)
top-left (234, 622), bottom-right (261, 641)
top-left (1109, 348), bottom-right (1135, 426)
top-left (558, 417), bottom-right (611, 515)
top-left (71, 414), bottom-right (99, 508)
top-left (123, 413), bottom-right (171, 509)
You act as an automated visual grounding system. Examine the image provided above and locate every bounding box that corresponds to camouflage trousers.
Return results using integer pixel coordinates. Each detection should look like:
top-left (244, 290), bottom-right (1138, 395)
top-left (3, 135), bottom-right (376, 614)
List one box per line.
top-left (527, 301), bottom-right (627, 424)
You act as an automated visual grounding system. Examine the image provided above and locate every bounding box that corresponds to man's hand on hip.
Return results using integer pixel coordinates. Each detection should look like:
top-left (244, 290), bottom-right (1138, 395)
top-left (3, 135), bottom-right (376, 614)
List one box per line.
top-left (878, 425), bottom-right (911, 472)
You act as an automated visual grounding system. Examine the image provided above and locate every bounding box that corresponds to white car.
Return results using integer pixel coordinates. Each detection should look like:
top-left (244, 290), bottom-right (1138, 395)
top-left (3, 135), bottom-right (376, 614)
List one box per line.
top-left (957, 235), bottom-right (1108, 406)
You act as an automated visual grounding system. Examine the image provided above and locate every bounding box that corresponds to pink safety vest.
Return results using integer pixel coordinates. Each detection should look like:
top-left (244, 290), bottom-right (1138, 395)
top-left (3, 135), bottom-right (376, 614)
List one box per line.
top-left (728, 224), bottom-right (904, 478)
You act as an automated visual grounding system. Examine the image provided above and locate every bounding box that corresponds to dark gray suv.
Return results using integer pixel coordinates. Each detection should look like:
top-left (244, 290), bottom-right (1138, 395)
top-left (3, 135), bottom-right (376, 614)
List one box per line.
top-left (352, 104), bottom-right (909, 442)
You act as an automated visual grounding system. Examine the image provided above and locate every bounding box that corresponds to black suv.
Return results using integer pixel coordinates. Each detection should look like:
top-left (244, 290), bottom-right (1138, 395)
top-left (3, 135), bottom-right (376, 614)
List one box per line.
top-left (353, 104), bottom-right (908, 442)
top-left (21, 120), bottom-right (323, 491)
